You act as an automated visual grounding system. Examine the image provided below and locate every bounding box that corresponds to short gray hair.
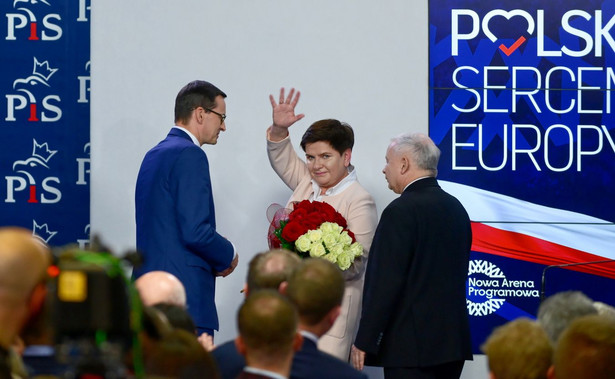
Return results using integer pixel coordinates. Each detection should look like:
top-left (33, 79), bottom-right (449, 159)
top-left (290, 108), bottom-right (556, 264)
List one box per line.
top-left (537, 290), bottom-right (598, 344)
top-left (390, 133), bottom-right (440, 176)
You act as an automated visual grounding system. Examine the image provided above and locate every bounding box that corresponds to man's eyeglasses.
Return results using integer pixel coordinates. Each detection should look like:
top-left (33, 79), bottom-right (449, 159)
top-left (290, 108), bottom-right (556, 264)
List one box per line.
top-left (204, 108), bottom-right (226, 124)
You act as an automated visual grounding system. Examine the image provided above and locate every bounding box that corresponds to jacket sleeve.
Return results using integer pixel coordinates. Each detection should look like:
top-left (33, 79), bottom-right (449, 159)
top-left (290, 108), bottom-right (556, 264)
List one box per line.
top-left (343, 189), bottom-right (378, 280)
top-left (354, 203), bottom-right (416, 354)
top-left (171, 146), bottom-right (234, 272)
top-left (266, 131), bottom-right (310, 191)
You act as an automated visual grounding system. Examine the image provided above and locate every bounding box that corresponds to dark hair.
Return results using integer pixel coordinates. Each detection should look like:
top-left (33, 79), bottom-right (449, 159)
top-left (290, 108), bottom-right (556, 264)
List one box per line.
top-left (300, 119), bottom-right (354, 155)
top-left (286, 258), bottom-right (345, 326)
top-left (152, 303), bottom-right (196, 334)
top-left (174, 80), bottom-right (226, 124)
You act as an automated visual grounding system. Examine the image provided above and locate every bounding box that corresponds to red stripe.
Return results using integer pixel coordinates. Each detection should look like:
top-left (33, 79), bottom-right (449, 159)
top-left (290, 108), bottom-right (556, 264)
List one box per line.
top-left (471, 222), bottom-right (615, 279)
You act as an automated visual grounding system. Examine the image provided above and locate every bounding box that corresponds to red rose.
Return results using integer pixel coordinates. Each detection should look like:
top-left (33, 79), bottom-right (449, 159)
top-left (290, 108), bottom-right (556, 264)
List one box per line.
top-left (281, 220), bottom-right (308, 242)
top-left (294, 200), bottom-right (312, 212)
top-left (303, 213), bottom-right (324, 230)
top-left (344, 229), bottom-right (356, 242)
top-left (333, 213), bottom-right (347, 228)
top-left (289, 207), bottom-right (307, 222)
top-left (319, 203), bottom-right (336, 218)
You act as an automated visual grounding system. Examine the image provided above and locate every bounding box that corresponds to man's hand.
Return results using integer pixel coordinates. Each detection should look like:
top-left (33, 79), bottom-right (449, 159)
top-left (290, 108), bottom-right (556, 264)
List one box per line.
top-left (268, 87), bottom-right (305, 141)
top-left (351, 345), bottom-right (366, 371)
top-left (198, 332), bottom-right (215, 352)
top-left (216, 254), bottom-right (238, 277)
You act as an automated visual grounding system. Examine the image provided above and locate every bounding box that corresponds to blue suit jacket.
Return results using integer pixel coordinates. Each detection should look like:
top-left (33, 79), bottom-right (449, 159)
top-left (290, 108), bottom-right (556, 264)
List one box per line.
top-left (212, 337), bottom-right (367, 379)
top-left (134, 128), bottom-right (234, 331)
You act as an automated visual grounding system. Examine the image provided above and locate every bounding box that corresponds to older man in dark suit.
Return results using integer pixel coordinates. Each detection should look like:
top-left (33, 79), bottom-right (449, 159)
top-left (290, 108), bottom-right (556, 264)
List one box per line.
top-left (134, 80), bottom-right (238, 338)
top-left (352, 133), bottom-right (472, 379)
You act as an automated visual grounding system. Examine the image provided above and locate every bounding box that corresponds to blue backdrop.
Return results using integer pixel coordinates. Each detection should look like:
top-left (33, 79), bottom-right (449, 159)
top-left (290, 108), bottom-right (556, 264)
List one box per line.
top-left (429, 0), bottom-right (615, 351)
top-left (1, 0), bottom-right (90, 248)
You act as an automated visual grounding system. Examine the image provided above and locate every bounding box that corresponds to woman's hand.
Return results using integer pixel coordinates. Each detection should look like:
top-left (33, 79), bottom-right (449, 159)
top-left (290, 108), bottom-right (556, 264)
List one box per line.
top-left (268, 87), bottom-right (305, 141)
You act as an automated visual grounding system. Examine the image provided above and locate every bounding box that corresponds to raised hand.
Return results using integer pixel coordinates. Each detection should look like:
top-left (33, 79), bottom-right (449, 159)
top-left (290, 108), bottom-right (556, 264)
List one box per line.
top-left (269, 87), bottom-right (305, 141)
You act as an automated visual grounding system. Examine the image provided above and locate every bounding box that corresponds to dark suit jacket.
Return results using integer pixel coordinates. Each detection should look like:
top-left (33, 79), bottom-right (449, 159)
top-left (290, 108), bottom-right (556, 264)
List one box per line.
top-left (134, 128), bottom-right (234, 331)
top-left (213, 337), bottom-right (367, 379)
top-left (354, 177), bottom-right (473, 368)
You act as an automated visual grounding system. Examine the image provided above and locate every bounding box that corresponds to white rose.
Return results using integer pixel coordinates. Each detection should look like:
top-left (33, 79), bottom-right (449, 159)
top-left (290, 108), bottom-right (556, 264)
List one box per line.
top-left (295, 234), bottom-right (312, 252)
top-left (337, 251), bottom-right (353, 270)
top-left (309, 242), bottom-right (326, 258)
top-left (306, 229), bottom-right (323, 243)
top-left (349, 242), bottom-right (363, 257)
top-left (321, 222), bottom-right (342, 235)
top-left (324, 252), bottom-right (338, 264)
top-left (329, 244), bottom-right (344, 258)
top-left (339, 231), bottom-right (353, 246)
top-left (322, 232), bottom-right (339, 249)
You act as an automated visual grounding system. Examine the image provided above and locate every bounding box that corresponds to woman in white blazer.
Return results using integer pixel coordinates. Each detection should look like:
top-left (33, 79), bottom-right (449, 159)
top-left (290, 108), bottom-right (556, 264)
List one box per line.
top-left (265, 88), bottom-right (378, 361)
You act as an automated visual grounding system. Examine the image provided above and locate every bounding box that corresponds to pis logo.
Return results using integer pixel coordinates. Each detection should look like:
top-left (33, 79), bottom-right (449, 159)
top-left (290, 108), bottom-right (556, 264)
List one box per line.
top-left (5, 139), bottom-right (62, 204)
top-left (5, 57), bottom-right (62, 123)
top-left (5, 0), bottom-right (62, 41)
top-left (32, 219), bottom-right (57, 244)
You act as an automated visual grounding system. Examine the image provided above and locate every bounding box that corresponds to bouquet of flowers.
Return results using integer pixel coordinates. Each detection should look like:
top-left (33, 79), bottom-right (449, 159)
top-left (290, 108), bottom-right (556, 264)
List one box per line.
top-left (267, 200), bottom-right (363, 271)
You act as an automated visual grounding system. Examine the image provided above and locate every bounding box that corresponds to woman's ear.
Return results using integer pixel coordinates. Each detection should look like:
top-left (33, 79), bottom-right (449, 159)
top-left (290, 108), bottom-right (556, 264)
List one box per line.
top-left (343, 149), bottom-right (352, 167)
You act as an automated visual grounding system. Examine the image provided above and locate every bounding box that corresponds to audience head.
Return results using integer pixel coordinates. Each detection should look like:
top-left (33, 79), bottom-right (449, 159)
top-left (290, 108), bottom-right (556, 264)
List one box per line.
top-left (235, 290), bottom-right (300, 368)
top-left (537, 291), bottom-right (597, 344)
top-left (0, 227), bottom-right (51, 347)
top-left (144, 328), bottom-right (220, 379)
top-left (481, 317), bottom-right (552, 379)
top-left (593, 301), bottom-right (615, 319)
top-left (384, 133), bottom-right (440, 194)
top-left (285, 258), bottom-right (345, 329)
top-left (549, 314), bottom-right (615, 379)
top-left (151, 303), bottom-right (195, 334)
top-left (245, 249), bottom-right (301, 295)
top-left (135, 271), bottom-right (187, 307)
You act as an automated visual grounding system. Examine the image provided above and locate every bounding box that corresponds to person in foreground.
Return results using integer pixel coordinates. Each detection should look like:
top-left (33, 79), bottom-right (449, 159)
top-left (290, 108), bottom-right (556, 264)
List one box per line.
top-left (352, 133), bottom-right (473, 379)
top-left (481, 317), bottom-right (552, 379)
top-left (536, 290), bottom-right (597, 345)
top-left (235, 290), bottom-right (302, 379)
top-left (135, 270), bottom-right (187, 307)
top-left (134, 80), bottom-right (238, 338)
top-left (0, 227), bottom-right (51, 378)
top-left (267, 88), bottom-right (378, 360)
top-left (547, 314), bottom-right (615, 378)
top-left (212, 249), bottom-right (302, 377)
top-left (284, 258), bottom-right (368, 379)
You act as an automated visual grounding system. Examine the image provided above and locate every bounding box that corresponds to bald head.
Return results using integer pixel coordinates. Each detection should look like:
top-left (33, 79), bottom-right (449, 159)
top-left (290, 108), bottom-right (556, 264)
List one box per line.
top-left (0, 227), bottom-right (51, 347)
top-left (0, 227), bottom-right (50, 299)
top-left (246, 249), bottom-right (301, 293)
top-left (135, 271), bottom-right (187, 307)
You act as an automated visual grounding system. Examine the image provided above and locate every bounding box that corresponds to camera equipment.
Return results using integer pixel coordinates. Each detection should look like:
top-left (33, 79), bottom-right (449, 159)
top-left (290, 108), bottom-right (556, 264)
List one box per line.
top-left (47, 239), bottom-right (144, 379)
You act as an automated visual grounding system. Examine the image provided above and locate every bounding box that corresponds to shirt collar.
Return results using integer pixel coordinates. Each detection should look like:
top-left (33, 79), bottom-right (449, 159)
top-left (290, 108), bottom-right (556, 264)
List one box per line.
top-left (243, 366), bottom-right (287, 379)
top-left (311, 165), bottom-right (357, 201)
top-left (300, 330), bottom-right (319, 344)
top-left (172, 125), bottom-right (200, 146)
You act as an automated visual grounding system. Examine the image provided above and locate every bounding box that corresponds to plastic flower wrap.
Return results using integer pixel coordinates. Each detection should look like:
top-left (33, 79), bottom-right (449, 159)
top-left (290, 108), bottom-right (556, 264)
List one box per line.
top-left (267, 200), bottom-right (363, 271)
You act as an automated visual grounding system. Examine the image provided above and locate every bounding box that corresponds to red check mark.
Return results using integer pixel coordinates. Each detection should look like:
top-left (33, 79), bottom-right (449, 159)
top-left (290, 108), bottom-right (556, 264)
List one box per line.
top-left (499, 36), bottom-right (526, 56)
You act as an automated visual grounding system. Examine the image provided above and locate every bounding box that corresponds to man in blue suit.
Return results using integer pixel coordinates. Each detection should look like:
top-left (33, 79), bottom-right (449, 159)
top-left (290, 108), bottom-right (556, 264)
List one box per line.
top-left (134, 80), bottom-right (238, 337)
